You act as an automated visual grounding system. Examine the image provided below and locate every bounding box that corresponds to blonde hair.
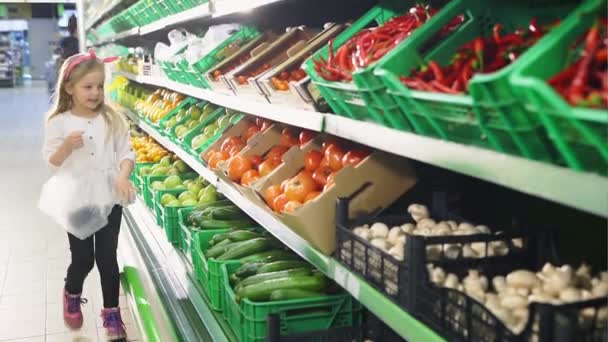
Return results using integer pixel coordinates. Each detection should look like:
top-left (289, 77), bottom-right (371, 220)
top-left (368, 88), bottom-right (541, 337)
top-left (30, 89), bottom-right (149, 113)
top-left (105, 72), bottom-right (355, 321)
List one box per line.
top-left (47, 53), bottom-right (128, 140)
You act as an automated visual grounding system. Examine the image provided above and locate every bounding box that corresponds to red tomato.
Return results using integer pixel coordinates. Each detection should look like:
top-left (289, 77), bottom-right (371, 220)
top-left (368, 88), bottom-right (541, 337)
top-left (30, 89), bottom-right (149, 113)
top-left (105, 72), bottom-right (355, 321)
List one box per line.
top-left (280, 128), bottom-right (299, 147)
top-left (279, 71), bottom-right (290, 81)
top-left (203, 149), bottom-right (216, 161)
top-left (241, 169), bottom-right (260, 186)
top-left (285, 171), bottom-right (317, 202)
top-left (263, 185), bottom-right (282, 207)
top-left (304, 150), bottom-right (323, 172)
top-left (291, 69), bottom-right (307, 81)
top-left (312, 166), bottom-right (333, 186)
top-left (258, 158), bottom-right (281, 177)
top-left (321, 139), bottom-right (340, 154)
top-left (325, 145), bottom-right (345, 171)
top-left (276, 81), bottom-right (289, 91)
top-left (248, 154), bottom-right (263, 169)
top-left (283, 200), bottom-right (302, 213)
top-left (237, 76), bottom-right (248, 85)
top-left (304, 191), bottom-right (321, 203)
top-left (209, 151), bottom-right (229, 170)
top-left (242, 124), bottom-right (261, 143)
top-left (227, 155), bottom-right (252, 182)
top-left (299, 130), bottom-right (315, 146)
top-left (265, 145), bottom-right (289, 161)
top-left (272, 194), bottom-right (289, 213)
top-left (221, 136), bottom-right (245, 154)
top-left (342, 149), bottom-right (369, 167)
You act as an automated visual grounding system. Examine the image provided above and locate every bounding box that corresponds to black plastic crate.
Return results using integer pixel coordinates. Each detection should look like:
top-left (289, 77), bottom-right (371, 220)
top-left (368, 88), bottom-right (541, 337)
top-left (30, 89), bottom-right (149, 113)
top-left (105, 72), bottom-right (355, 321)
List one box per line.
top-left (334, 193), bottom-right (608, 342)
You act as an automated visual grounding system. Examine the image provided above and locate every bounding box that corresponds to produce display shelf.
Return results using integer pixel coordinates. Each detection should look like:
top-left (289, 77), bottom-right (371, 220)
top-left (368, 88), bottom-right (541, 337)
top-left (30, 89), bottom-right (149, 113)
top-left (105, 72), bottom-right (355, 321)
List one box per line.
top-left (125, 197), bottom-right (235, 342)
top-left (138, 2), bottom-right (212, 36)
top-left (113, 73), bottom-right (608, 218)
top-left (114, 102), bottom-right (446, 342)
top-left (114, 71), bottom-right (325, 131)
top-left (85, 0), bottom-right (123, 30)
top-left (93, 27), bottom-right (140, 46)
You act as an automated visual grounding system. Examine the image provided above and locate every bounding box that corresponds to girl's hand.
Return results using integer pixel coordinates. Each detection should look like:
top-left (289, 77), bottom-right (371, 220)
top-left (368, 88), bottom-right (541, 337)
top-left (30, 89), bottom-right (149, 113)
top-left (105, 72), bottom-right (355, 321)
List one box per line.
top-left (64, 131), bottom-right (84, 151)
top-left (115, 175), bottom-right (135, 203)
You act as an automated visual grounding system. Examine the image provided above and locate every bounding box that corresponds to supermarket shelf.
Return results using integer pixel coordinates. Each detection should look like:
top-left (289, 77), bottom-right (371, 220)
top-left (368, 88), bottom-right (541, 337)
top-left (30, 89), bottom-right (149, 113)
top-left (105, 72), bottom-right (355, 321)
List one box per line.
top-left (115, 71), bottom-right (325, 131)
top-left (125, 198), bottom-right (233, 341)
top-left (114, 71), bottom-right (608, 217)
top-left (114, 102), bottom-right (446, 342)
top-left (139, 2), bottom-right (211, 36)
top-left (85, 0), bottom-right (123, 30)
top-left (211, 0), bottom-right (285, 18)
top-left (94, 27), bottom-right (140, 46)
top-left (324, 115), bottom-right (608, 218)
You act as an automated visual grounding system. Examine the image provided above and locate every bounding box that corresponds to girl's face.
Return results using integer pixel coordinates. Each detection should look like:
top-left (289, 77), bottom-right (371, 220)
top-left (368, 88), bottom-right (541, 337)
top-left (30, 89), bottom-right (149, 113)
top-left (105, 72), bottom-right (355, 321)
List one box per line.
top-left (67, 70), bottom-right (105, 112)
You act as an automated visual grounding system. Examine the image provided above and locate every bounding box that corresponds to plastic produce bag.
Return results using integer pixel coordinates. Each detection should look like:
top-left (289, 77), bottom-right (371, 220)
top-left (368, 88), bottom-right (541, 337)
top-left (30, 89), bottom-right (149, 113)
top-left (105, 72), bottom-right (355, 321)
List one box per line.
top-left (185, 24), bottom-right (242, 64)
top-left (38, 163), bottom-right (120, 240)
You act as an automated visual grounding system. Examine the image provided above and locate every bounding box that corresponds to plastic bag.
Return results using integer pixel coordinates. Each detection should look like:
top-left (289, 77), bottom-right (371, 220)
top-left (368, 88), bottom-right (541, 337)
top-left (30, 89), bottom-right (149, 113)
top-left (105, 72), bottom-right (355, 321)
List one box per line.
top-left (184, 24), bottom-right (242, 64)
top-left (39, 165), bottom-right (118, 240)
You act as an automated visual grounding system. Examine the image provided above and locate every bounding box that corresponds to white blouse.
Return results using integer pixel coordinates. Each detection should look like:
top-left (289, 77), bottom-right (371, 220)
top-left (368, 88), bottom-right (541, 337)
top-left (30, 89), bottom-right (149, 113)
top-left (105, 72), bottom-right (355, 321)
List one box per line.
top-left (42, 111), bottom-right (135, 172)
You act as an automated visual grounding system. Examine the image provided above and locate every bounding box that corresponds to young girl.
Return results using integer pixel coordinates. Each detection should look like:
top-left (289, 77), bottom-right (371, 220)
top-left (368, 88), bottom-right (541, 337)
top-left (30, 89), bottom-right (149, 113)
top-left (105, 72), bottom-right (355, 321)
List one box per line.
top-left (40, 50), bottom-right (135, 341)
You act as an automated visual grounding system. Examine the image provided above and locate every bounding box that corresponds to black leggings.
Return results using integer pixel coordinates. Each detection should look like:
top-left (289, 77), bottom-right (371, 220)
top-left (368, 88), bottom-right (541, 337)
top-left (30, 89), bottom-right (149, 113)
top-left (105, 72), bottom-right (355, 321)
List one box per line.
top-left (65, 205), bottom-right (122, 308)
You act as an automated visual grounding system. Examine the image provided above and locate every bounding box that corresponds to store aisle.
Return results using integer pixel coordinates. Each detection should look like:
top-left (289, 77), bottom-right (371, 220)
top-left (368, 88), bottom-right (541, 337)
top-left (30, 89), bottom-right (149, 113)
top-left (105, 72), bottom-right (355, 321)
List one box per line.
top-left (0, 82), bottom-right (139, 342)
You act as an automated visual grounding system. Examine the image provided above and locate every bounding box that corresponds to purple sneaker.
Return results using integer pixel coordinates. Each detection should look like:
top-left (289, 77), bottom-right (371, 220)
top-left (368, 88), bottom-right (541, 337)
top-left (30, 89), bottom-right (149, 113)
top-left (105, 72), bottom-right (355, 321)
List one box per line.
top-left (63, 289), bottom-right (87, 330)
top-left (101, 307), bottom-right (127, 341)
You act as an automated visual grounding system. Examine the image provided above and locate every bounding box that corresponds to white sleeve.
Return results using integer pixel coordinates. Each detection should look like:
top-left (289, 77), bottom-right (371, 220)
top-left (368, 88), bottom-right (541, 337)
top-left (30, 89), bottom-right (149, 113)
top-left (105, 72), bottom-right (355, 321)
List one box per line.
top-left (42, 117), bottom-right (63, 168)
top-left (115, 128), bottom-right (135, 164)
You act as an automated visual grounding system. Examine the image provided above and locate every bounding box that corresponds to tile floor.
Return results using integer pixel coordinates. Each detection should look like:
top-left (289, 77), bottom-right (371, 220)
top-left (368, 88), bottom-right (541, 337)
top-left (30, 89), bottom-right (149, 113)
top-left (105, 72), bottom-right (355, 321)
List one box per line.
top-left (0, 82), bottom-right (139, 341)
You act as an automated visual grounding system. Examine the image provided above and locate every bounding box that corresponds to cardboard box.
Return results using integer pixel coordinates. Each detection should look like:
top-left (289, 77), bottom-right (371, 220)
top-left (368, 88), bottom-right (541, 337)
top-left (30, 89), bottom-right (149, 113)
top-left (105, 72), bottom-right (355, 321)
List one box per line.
top-left (225, 27), bottom-right (318, 102)
top-left (257, 23), bottom-right (346, 111)
top-left (205, 32), bottom-right (278, 95)
top-left (252, 140), bottom-right (417, 255)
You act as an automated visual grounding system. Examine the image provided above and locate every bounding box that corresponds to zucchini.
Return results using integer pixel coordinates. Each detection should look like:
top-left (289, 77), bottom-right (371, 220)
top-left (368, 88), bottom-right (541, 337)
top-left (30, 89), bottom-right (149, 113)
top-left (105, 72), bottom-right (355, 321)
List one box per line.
top-left (236, 273), bottom-right (327, 302)
top-left (269, 289), bottom-right (325, 301)
top-left (235, 267), bottom-right (312, 292)
top-left (217, 238), bottom-right (281, 260)
top-left (256, 260), bottom-right (311, 274)
top-left (205, 240), bottom-right (247, 259)
top-left (210, 206), bottom-right (247, 221)
top-left (235, 262), bottom-right (266, 278)
top-left (199, 219), bottom-right (255, 230)
top-left (239, 250), bottom-right (298, 263)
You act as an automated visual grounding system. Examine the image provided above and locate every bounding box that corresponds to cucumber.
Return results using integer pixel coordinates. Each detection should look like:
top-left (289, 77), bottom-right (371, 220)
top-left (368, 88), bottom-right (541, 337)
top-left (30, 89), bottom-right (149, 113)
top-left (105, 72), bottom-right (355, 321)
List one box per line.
top-left (236, 273), bottom-right (327, 302)
top-left (256, 260), bottom-right (311, 274)
top-left (210, 206), bottom-right (247, 221)
top-left (217, 238), bottom-right (281, 261)
top-left (193, 199), bottom-right (232, 211)
top-left (199, 219), bottom-right (255, 230)
top-left (205, 240), bottom-right (247, 259)
top-left (211, 230), bottom-right (261, 246)
top-left (239, 250), bottom-right (298, 263)
top-left (235, 267), bottom-right (312, 292)
top-left (235, 262), bottom-right (266, 278)
top-left (269, 289), bottom-right (325, 301)
top-left (229, 273), bottom-right (241, 287)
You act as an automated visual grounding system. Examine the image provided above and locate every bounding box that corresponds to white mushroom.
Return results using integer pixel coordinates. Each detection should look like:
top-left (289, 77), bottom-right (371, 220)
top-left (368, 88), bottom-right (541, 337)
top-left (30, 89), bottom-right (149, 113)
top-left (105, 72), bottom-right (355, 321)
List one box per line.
top-left (426, 245), bottom-right (442, 261)
top-left (433, 225), bottom-right (452, 236)
top-left (415, 227), bottom-right (432, 236)
top-left (511, 308), bottom-right (529, 334)
top-left (462, 244), bottom-right (478, 258)
top-left (470, 242), bottom-right (487, 257)
top-left (387, 226), bottom-right (404, 245)
top-left (575, 263), bottom-right (592, 289)
top-left (395, 234), bottom-right (407, 247)
top-left (370, 222), bottom-right (389, 239)
top-left (353, 226), bottom-right (371, 239)
top-left (475, 225), bottom-right (491, 234)
top-left (492, 276), bottom-right (507, 293)
top-left (500, 294), bottom-right (528, 310)
top-left (511, 238), bottom-right (524, 248)
top-left (388, 244), bottom-right (405, 261)
top-left (592, 282), bottom-right (608, 298)
top-left (559, 287), bottom-right (581, 302)
top-left (444, 244), bottom-right (462, 260)
top-left (370, 238), bottom-right (389, 251)
top-left (446, 220), bottom-right (458, 230)
top-left (463, 270), bottom-right (489, 292)
top-left (528, 292), bottom-right (555, 304)
top-left (540, 264), bottom-right (573, 296)
top-left (356, 230), bottom-right (371, 241)
top-left (417, 218), bottom-right (437, 231)
top-left (506, 270), bottom-right (540, 289)
top-left (444, 273), bottom-right (460, 289)
top-left (400, 223), bottom-right (415, 234)
top-left (457, 222), bottom-right (475, 232)
top-left (407, 204), bottom-right (429, 222)
top-left (430, 267), bottom-right (446, 285)
top-left (488, 240), bottom-right (509, 256)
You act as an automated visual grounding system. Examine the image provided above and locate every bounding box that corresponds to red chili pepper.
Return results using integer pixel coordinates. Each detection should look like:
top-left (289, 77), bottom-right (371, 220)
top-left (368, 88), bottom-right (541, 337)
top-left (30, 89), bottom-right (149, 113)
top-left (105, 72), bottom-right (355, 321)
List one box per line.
top-left (569, 22), bottom-right (600, 103)
top-left (595, 48), bottom-right (607, 63)
top-left (548, 60), bottom-right (581, 86)
top-left (529, 18), bottom-right (542, 38)
top-left (337, 44), bottom-right (352, 72)
top-left (427, 61), bottom-right (445, 84)
top-left (327, 39), bottom-right (335, 67)
top-left (493, 24), bottom-right (503, 44)
top-left (430, 80), bottom-right (461, 94)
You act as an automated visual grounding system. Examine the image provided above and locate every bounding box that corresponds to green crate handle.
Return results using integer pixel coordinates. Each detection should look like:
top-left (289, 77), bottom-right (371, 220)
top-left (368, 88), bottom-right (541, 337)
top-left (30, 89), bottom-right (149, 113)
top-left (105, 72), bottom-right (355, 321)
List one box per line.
top-left (510, 0), bottom-right (608, 172)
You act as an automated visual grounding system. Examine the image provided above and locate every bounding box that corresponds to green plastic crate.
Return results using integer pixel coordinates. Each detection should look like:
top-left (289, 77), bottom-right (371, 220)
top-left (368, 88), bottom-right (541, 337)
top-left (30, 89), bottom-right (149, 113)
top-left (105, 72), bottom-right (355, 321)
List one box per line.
top-left (153, 189), bottom-right (197, 244)
top-left (190, 27), bottom-right (261, 90)
top-left (180, 106), bottom-right (226, 154)
top-left (195, 114), bottom-right (246, 160)
top-left (374, 0), bottom-right (580, 161)
top-left (150, 96), bottom-right (196, 129)
top-left (131, 162), bottom-right (155, 193)
top-left (167, 102), bottom-right (216, 144)
top-left (178, 207), bottom-right (195, 254)
top-left (191, 229), bottom-right (235, 311)
top-left (511, 0), bottom-right (608, 175)
top-left (143, 172), bottom-right (197, 211)
top-left (221, 263), bottom-right (362, 342)
top-left (303, 4), bottom-right (417, 131)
